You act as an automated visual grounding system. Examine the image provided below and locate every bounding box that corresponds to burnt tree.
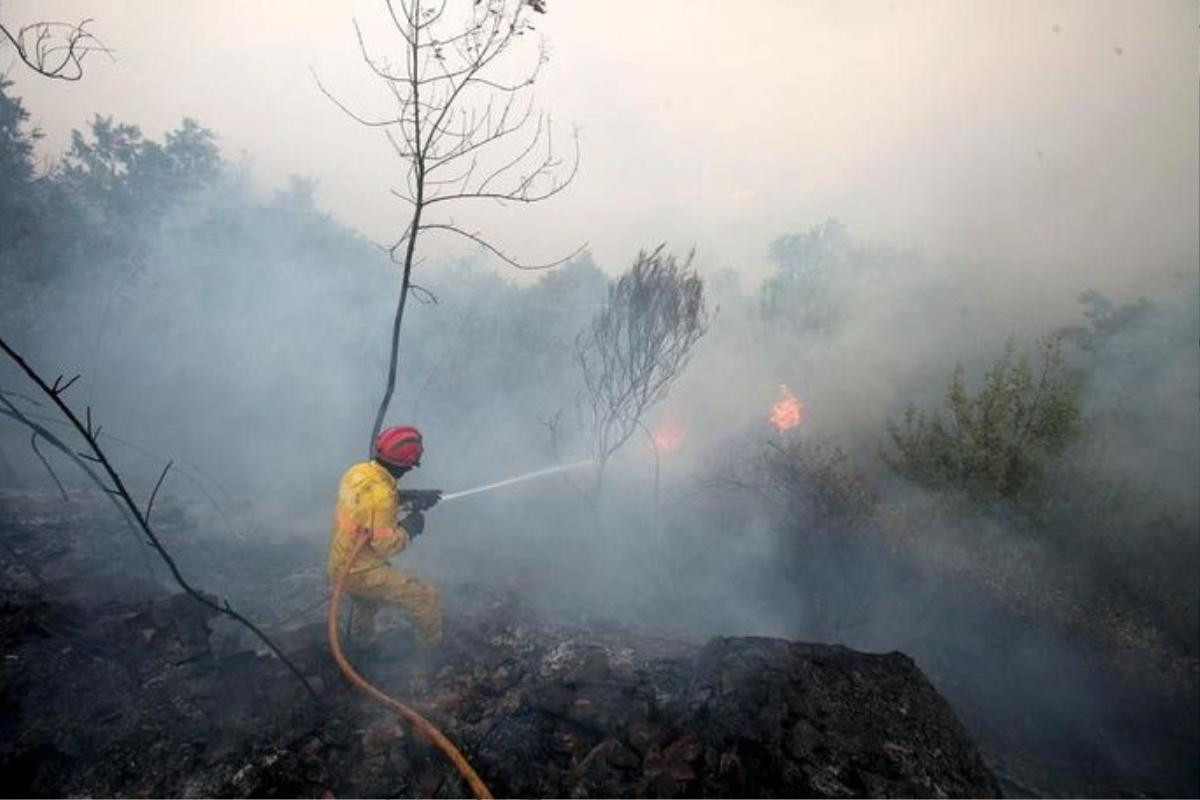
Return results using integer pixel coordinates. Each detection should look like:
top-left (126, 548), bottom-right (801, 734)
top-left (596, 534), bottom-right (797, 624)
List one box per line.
top-left (576, 245), bottom-right (709, 486)
top-left (314, 0), bottom-right (580, 454)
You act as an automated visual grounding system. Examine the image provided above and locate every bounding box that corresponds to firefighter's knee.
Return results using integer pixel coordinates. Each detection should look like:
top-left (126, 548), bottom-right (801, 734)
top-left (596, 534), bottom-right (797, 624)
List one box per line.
top-left (387, 571), bottom-right (442, 646)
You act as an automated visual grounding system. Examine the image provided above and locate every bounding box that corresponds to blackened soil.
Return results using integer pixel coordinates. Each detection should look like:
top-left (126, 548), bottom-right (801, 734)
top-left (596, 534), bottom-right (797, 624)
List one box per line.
top-left (0, 490), bottom-right (997, 798)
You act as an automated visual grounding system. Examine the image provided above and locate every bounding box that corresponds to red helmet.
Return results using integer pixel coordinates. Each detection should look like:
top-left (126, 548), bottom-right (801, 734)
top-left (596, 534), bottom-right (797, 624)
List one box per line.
top-left (375, 425), bottom-right (423, 469)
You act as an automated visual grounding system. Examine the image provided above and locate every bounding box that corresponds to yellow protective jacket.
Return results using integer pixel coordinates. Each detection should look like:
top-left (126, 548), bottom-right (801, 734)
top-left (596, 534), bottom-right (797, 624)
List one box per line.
top-left (328, 460), bottom-right (413, 578)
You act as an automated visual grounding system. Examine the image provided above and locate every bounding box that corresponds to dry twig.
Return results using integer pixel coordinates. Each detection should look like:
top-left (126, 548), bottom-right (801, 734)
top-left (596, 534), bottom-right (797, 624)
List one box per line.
top-left (0, 15), bottom-right (111, 80)
top-left (0, 336), bottom-right (318, 700)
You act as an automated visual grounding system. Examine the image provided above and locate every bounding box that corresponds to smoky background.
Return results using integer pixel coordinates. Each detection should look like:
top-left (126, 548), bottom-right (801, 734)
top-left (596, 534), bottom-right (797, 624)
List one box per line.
top-left (2, 163), bottom-right (1195, 790)
top-left (1, 1), bottom-right (1197, 795)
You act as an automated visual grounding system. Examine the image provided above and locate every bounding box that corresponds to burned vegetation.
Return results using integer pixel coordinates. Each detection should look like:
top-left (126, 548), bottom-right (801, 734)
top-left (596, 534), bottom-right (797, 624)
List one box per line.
top-left (1, 490), bottom-right (998, 798)
top-left (2, 1), bottom-right (1198, 798)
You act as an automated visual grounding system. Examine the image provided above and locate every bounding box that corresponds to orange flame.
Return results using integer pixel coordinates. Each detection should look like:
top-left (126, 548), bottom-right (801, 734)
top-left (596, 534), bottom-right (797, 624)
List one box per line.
top-left (651, 421), bottom-right (684, 453)
top-left (770, 384), bottom-right (804, 432)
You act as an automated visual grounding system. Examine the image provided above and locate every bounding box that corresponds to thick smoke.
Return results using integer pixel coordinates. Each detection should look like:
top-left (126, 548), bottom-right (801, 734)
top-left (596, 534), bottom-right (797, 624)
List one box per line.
top-left (1, 39), bottom-right (1197, 794)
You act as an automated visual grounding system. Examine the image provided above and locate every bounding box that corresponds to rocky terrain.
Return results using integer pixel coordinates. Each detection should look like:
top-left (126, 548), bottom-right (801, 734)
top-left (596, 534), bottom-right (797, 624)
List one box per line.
top-left (0, 490), bottom-right (999, 798)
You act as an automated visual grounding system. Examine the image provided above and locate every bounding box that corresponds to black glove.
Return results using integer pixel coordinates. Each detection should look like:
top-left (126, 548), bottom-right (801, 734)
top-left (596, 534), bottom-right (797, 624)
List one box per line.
top-left (399, 489), bottom-right (442, 512)
top-left (400, 510), bottom-right (426, 538)
top-left (413, 490), bottom-right (442, 512)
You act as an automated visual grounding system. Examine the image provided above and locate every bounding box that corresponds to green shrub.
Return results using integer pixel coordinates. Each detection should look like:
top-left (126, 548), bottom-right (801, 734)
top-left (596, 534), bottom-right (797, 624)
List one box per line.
top-left (882, 336), bottom-right (1083, 503)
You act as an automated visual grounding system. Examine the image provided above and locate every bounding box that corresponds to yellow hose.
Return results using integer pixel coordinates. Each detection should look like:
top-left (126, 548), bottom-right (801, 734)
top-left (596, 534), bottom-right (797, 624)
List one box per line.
top-left (328, 535), bottom-right (493, 800)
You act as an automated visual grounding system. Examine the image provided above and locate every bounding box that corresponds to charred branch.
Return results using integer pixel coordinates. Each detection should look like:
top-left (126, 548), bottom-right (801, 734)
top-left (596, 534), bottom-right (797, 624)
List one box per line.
top-left (0, 336), bottom-right (318, 700)
top-left (577, 246), bottom-right (710, 474)
top-left (0, 402), bottom-right (247, 541)
top-left (314, 0), bottom-right (578, 454)
top-left (144, 460), bottom-right (173, 525)
top-left (29, 432), bottom-right (67, 501)
top-left (0, 395), bottom-right (155, 579)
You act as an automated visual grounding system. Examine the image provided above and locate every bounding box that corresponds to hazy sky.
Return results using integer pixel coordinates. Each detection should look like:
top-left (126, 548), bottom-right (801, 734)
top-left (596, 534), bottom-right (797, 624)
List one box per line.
top-left (7, 1), bottom-right (1198, 301)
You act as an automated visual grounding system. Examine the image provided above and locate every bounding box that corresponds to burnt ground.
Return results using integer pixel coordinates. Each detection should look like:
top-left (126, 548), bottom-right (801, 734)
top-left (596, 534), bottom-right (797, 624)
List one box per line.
top-left (0, 490), bottom-right (1000, 798)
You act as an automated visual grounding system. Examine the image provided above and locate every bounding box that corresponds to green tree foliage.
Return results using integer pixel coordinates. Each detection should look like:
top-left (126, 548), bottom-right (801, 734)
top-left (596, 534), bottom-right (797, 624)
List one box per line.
top-left (758, 219), bottom-right (920, 341)
top-left (0, 78), bottom-right (44, 285)
top-left (759, 219), bottom-right (850, 335)
top-left (1067, 289), bottom-right (1152, 344)
top-left (0, 77), bottom-right (38, 186)
top-left (0, 80), bottom-right (606, 505)
top-left (882, 336), bottom-right (1083, 502)
top-left (0, 78), bottom-right (222, 292)
top-left (60, 115), bottom-right (220, 227)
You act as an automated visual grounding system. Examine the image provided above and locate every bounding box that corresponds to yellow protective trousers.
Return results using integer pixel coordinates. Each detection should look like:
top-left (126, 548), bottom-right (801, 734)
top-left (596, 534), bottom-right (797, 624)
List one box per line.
top-left (345, 564), bottom-right (443, 646)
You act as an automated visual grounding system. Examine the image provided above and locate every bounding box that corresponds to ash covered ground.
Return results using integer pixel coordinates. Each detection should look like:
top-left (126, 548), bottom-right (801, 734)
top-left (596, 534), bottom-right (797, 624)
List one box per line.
top-left (2, 4), bottom-right (1197, 797)
top-left (2, 489), bottom-right (1196, 797)
top-left (0, 490), bottom-right (1003, 798)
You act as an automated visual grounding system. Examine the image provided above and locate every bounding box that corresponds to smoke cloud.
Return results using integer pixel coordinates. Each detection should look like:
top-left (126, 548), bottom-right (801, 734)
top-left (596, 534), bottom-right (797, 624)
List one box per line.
top-left (1, 1), bottom-right (1196, 795)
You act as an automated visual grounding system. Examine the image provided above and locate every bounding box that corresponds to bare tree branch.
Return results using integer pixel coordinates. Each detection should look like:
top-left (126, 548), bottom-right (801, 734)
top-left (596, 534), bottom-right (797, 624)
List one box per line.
top-left (408, 282), bottom-right (440, 304)
top-left (0, 336), bottom-right (319, 700)
top-left (0, 16), bottom-right (111, 80)
top-left (576, 246), bottom-right (710, 484)
top-left (420, 222), bottom-right (585, 270)
top-left (29, 432), bottom-right (68, 501)
top-left (144, 460), bottom-right (173, 524)
top-left (1, 400), bottom-right (249, 540)
top-left (311, 68), bottom-right (410, 128)
top-left (318, 0), bottom-right (580, 452)
top-left (0, 399), bottom-right (155, 580)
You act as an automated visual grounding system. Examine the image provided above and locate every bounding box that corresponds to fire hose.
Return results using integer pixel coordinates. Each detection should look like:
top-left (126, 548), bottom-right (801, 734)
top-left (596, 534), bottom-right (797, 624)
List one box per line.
top-left (328, 534), bottom-right (492, 800)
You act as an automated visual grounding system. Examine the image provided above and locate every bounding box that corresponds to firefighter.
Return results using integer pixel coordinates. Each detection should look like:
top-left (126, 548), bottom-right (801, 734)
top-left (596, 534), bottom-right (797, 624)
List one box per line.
top-left (329, 425), bottom-right (442, 648)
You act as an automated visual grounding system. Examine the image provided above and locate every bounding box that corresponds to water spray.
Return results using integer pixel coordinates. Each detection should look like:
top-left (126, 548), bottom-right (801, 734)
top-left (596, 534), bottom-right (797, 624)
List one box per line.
top-left (440, 459), bottom-right (593, 503)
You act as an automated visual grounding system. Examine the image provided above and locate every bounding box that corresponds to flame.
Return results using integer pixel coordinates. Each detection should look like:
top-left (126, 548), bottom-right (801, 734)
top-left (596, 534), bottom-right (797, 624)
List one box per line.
top-left (651, 420), bottom-right (684, 453)
top-left (770, 383), bottom-right (804, 432)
